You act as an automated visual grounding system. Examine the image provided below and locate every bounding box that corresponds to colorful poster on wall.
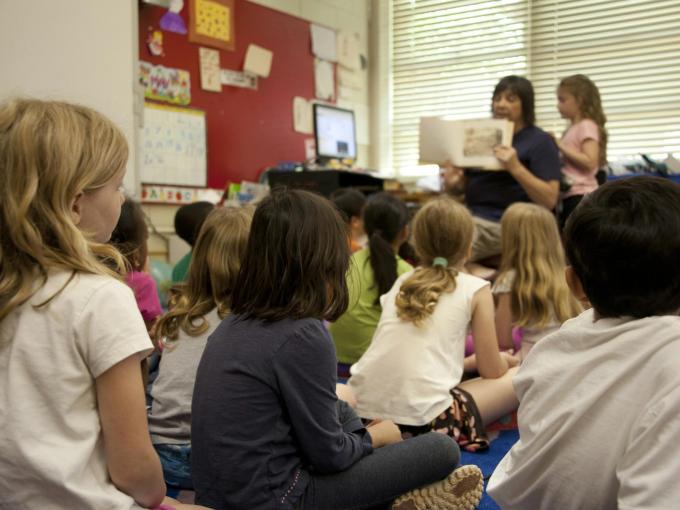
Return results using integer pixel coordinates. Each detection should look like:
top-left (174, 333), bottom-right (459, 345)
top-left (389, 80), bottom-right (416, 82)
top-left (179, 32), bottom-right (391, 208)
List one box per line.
top-left (139, 61), bottom-right (191, 105)
top-left (189, 0), bottom-right (235, 51)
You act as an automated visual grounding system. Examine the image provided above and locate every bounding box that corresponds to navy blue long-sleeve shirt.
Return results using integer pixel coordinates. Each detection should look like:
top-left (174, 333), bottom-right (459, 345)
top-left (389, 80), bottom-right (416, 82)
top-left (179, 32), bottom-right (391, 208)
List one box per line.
top-left (191, 315), bottom-right (373, 509)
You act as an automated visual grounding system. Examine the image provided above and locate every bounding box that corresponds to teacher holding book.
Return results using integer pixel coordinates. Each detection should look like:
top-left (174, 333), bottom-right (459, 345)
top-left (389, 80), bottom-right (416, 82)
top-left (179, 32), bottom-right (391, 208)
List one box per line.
top-left (442, 75), bottom-right (560, 263)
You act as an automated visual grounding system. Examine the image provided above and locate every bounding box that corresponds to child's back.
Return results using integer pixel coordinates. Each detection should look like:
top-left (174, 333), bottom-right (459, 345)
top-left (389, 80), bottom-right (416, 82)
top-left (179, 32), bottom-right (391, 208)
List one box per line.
top-left (330, 192), bottom-right (412, 366)
top-left (149, 206), bottom-right (252, 488)
top-left (488, 176), bottom-right (680, 509)
top-left (0, 271), bottom-right (153, 508)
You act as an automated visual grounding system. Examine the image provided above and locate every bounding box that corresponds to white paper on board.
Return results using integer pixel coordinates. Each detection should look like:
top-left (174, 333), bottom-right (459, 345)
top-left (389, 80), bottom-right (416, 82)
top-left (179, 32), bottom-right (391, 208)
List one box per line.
top-left (337, 31), bottom-right (360, 70)
top-left (199, 47), bottom-right (222, 92)
top-left (244, 44), bottom-right (273, 78)
top-left (293, 97), bottom-right (313, 134)
top-left (221, 69), bottom-right (258, 89)
top-left (311, 24), bottom-right (337, 62)
top-left (338, 67), bottom-right (362, 90)
top-left (314, 59), bottom-right (335, 101)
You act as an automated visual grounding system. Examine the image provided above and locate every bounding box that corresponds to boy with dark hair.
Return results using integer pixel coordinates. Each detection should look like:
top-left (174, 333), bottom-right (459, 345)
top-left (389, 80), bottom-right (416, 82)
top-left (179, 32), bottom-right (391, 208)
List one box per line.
top-left (330, 188), bottom-right (366, 253)
top-left (172, 201), bottom-right (214, 283)
top-left (488, 176), bottom-right (680, 509)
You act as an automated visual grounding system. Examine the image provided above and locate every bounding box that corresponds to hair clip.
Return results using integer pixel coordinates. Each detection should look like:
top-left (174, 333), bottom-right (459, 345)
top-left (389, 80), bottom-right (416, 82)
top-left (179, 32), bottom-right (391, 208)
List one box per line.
top-left (432, 257), bottom-right (448, 267)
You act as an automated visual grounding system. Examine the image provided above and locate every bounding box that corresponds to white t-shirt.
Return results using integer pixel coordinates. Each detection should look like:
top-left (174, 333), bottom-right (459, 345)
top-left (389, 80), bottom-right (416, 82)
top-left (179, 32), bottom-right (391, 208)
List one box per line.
top-left (488, 309), bottom-right (680, 510)
top-left (492, 269), bottom-right (560, 361)
top-left (349, 270), bottom-right (489, 425)
top-left (0, 270), bottom-right (153, 509)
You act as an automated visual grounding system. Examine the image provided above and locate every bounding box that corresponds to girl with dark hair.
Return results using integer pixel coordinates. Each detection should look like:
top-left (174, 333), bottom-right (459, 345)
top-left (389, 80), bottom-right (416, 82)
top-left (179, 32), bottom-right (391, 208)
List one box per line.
top-left (330, 192), bottom-right (412, 373)
top-left (442, 75), bottom-right (561, 263)
top-left (190, 189), bottom-right (483, 510)
top-left (110, 198), bottom-right (163, 331)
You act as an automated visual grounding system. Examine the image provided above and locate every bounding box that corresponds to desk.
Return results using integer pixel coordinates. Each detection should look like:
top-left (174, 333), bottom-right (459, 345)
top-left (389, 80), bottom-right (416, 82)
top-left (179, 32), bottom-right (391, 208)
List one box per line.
top-left (265, 169), bottom-right (385, 197)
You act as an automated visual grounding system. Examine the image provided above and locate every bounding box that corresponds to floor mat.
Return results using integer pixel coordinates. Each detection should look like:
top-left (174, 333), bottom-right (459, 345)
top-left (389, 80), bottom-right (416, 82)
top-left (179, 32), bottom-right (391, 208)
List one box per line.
top-left (460, 429), bottom-right (519, 510)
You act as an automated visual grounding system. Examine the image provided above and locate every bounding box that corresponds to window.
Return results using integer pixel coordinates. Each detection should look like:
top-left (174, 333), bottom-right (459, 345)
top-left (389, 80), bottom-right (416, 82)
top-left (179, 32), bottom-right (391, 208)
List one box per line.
top-left (388, 0), bottom-right (680, 176)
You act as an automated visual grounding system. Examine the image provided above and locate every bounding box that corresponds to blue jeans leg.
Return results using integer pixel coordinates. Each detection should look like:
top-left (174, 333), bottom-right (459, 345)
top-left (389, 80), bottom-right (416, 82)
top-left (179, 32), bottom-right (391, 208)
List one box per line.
top-left (154, 443), bottom-right (194, 490)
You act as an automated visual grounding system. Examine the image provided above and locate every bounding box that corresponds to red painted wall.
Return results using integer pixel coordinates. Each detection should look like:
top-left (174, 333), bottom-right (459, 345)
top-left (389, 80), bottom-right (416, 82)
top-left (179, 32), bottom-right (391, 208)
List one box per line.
top-left (139, 1), bottom-right (320, 188)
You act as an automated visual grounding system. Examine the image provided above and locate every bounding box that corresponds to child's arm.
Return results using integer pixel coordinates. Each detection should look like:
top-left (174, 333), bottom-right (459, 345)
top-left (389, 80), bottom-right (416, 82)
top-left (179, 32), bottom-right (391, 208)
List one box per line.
top-left (471, 286), bottom-right (516, 378)
top-left (494, 292), bottom-right (516, 351)
top-left (556, 137), bottom-right (600, 171)
top-left (96, 354), bottom-right (166, 508)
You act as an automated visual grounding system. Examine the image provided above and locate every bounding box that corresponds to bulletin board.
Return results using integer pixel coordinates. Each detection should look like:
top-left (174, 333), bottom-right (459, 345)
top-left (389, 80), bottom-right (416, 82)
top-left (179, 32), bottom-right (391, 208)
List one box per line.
top-left (138, 0), bottom-right (322, 188)
top-left (139, 103), bottom-right (207, 186)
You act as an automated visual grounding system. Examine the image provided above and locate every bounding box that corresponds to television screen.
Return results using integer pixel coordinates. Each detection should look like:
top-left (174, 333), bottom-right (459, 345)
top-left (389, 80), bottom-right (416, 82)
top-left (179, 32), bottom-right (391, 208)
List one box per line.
top-left (313, 104), bottom-right (357, 161)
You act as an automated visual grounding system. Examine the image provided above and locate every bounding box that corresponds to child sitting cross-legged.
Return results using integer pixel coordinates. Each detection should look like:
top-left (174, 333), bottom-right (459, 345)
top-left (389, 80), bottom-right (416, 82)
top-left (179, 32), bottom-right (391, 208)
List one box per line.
top-left (349, 197), bottom-right (520, 452)
top-left (148, 206), bottom-right (252, 492)
top-left (488, 176), bottom-right (680, 509)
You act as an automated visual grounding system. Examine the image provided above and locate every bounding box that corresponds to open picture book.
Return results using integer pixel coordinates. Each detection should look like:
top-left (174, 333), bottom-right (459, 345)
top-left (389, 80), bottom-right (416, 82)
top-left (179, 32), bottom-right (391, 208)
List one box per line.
top-left (419, 117), bottom-right (514, 170)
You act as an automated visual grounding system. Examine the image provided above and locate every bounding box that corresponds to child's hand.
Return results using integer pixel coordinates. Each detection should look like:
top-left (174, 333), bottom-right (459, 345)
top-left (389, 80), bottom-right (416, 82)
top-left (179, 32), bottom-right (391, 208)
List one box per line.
top-left (500, 350), bottom-right (520, 368)
top-left (367, 419), bottom-right (403, 447)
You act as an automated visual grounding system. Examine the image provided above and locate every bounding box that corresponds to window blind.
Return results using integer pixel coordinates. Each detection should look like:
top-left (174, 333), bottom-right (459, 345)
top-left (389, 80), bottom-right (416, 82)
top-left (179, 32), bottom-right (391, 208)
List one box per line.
top-left (391, 0), bottom-right (529, 175)
top-left (390, 0), bottom-right (680, 175)
top-left (531, 0), bottom-right (680, 161)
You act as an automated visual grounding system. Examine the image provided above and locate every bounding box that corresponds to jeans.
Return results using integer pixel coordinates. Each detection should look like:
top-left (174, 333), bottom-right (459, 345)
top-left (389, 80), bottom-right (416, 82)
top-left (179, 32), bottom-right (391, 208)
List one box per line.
top-left (154, 443), bottom-right (193, 490)
top-left (300, 403), bottom-right (461, 510)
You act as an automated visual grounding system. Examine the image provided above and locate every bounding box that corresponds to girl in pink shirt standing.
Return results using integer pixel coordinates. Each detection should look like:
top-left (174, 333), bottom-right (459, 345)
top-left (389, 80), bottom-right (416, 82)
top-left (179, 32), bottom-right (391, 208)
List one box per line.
top-left (555, 74), bottom-right (607, 229)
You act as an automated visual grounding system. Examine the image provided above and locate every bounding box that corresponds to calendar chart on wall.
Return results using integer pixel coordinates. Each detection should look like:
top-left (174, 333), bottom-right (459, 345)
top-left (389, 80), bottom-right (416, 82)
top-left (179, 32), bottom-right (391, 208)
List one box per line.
top-left (139, 103), bottom-right (207, 187)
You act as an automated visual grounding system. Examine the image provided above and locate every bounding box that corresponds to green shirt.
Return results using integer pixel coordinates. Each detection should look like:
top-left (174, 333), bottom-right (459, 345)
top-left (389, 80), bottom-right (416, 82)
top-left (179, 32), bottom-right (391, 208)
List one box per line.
top-left (171, 251), bottom-right (192, 283)
top-left (330, 248), bottom-right (412, 364)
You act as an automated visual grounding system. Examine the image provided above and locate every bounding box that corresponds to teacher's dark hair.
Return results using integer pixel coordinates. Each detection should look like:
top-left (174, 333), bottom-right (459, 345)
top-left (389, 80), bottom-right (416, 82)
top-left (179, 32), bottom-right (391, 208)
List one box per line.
top-left (231, 188), bottom-right (351, 322)
top-left (493, 75), bottom-right (535, 126)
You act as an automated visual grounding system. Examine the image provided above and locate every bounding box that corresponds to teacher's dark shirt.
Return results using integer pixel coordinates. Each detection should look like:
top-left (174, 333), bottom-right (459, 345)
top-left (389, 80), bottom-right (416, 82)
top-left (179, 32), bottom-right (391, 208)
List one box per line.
top-left (465, 125), bottom-right (560, 222)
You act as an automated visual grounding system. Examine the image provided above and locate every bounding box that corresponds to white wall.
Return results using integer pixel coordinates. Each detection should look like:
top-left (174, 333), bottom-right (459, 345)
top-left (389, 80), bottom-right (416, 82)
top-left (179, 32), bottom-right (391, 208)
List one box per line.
top-left (0, 0), bottom-right (140, 193)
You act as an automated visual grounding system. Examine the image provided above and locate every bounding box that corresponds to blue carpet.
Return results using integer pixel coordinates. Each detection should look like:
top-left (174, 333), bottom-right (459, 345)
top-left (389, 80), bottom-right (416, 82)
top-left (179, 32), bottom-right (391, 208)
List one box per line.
top-left (460, 429), bottom-right (519, 510)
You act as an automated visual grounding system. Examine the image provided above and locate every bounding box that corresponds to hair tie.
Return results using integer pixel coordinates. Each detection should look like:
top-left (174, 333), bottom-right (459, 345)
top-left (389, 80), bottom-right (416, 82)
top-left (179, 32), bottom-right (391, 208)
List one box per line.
top-left (432, 257), bottom-right (448, 267)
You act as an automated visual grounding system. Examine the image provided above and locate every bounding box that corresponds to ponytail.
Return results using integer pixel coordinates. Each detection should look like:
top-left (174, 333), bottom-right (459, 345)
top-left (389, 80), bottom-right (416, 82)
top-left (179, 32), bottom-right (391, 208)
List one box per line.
top-left (394, 197), bottom-right (474, 325)
top-left (396, 265), bottom-right (458, 326)
top-left (363, 193), bottom-right (410, 305)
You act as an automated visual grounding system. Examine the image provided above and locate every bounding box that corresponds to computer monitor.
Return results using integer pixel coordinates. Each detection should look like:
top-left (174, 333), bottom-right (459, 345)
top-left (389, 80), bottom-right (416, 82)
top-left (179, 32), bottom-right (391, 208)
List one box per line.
top-left (313, 104), bottom-right (357, 162)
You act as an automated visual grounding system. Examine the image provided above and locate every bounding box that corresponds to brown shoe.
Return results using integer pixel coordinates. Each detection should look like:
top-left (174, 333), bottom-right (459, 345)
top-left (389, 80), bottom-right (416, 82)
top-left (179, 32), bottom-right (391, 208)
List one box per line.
top-left (391, 465), bottom-right (483, 510)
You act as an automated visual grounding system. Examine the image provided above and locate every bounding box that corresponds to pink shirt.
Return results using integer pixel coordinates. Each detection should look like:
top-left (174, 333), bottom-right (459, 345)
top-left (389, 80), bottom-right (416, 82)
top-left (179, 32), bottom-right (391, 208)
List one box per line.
top-left (126, 270), bottom-right (163, 323)
top-left (560, 119), bottom-right (600, 198)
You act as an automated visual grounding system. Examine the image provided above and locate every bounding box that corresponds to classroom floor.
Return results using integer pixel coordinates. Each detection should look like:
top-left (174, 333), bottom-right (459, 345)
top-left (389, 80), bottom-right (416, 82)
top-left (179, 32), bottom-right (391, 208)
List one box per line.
top-left (461, 429), bottom-right (519, 510)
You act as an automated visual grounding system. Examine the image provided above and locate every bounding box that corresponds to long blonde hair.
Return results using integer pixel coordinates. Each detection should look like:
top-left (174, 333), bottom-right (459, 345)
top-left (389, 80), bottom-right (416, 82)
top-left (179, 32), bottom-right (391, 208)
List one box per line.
top-left (559, 74), bottom-right (608, 166)
top-left (155, 206), bottom-right (252, 342)
top-left (0, 99), bottom-right (128, 323)
top-left (395, 198), bottom-right (473, 326)
top-left (498, 203), bottom-right (581, 327)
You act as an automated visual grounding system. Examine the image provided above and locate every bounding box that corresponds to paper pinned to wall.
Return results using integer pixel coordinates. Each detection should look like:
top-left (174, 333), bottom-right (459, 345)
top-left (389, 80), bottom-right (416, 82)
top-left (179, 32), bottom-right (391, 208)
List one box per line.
top-left (310, 24), bottom-right (337, 62)
top-left (314, 59), bottom-right (335, 101)
top-left (220, 68), bottom-right (258, 89)
top-left (337, 31), bottom-right (360, 70)
top-left (244, 44), bottom-right (273, 78)
top-left (199, 47), bottom-right (222, 92)
top-left (293, 97), bottom-right (313, 134)
top-left (139, 103), bottom-right (207, 186)
top-left (338, 67), bottom-right (362, 90)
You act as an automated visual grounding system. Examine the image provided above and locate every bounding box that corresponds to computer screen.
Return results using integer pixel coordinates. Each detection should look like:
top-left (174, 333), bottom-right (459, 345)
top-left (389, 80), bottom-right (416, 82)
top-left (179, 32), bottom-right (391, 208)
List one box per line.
top-left (313, 104), bottom-right (357, 161)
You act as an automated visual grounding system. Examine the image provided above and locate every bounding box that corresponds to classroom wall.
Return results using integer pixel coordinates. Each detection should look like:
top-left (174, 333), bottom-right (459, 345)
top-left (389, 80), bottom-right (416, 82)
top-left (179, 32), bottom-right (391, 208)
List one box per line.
top-left (0, 0), bottom-right (140, 194)
top-left (139, 0), bottom-right (370, 263)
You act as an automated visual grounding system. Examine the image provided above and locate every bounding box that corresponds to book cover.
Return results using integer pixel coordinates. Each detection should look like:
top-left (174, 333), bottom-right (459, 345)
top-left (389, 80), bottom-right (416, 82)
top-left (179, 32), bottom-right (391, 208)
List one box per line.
top-left (419, 117), bottom-right (514, 170)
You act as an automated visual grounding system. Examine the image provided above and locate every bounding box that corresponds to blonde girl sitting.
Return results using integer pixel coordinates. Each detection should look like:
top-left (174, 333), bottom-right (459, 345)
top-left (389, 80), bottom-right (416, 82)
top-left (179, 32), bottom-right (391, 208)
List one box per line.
top-left (148, 206), bottom-right (252, 491)
top-left (0, 99), bottom-right (206, 510)
top-left (494, 203), bottom-right (582, 361)
top-left (349, 197), bottom-right (519, 452)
